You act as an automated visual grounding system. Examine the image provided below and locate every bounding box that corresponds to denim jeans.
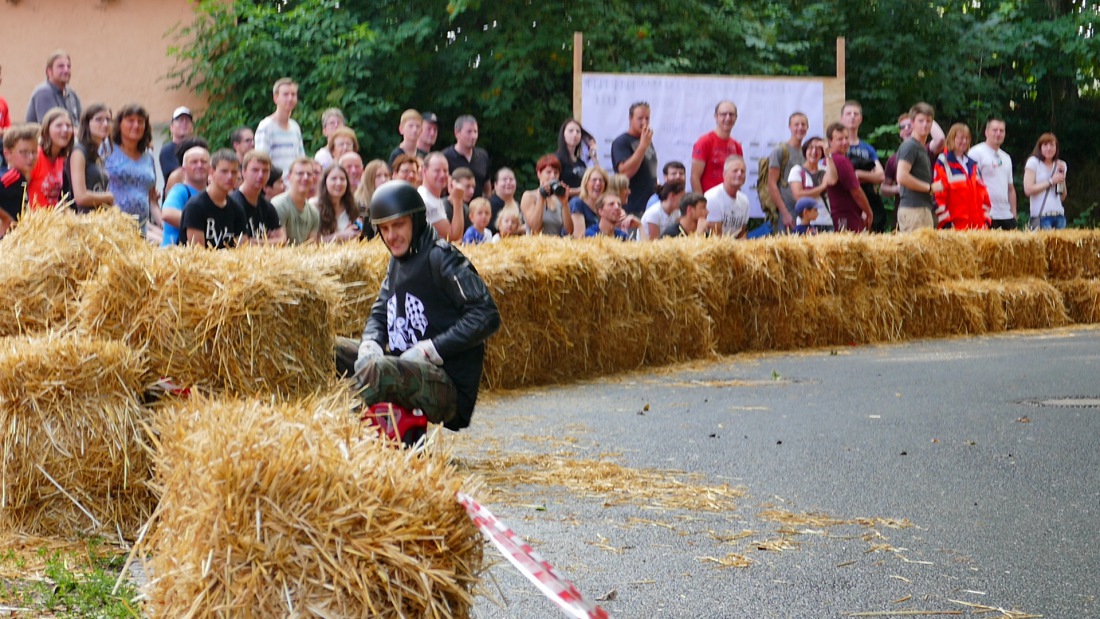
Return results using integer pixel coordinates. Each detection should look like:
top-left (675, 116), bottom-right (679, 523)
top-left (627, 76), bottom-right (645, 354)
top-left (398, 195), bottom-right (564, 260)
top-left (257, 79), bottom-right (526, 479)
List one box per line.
top-left (1040, 214), bottom-right (1066, 230)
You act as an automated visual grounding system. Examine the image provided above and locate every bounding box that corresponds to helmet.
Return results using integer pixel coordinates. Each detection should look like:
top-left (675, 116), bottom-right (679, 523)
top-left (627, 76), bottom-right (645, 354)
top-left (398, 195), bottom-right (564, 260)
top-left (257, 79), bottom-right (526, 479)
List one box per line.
top-left (370, 180), bottom-right (426, 226)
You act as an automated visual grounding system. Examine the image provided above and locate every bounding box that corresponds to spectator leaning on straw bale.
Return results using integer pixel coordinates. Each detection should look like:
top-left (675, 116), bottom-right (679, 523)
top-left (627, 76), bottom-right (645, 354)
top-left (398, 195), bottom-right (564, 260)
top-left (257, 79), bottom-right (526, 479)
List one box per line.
top-left (181, 149), bottom-right (247, 249)
top-left (704, 155), bottom-right (750, 238)
top-left (272, 157), bottom-right (320, 244)
top-left (1, 124), bottom-right (40, 238)
top-left (160, 146), bottom-right (209, 246)
top-left (230, 149), bottom-right (286, 245)
top-left (343, 181), bottom-right (500, 431)
top-left (660, 192), bottom-right (709, 238)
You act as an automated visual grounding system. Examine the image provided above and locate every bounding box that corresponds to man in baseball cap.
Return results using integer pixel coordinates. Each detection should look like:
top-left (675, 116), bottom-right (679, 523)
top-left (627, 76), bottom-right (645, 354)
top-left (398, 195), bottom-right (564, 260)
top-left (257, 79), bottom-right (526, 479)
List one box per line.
top-left (416, 111), bottom-right (439, 156)
top-left (159, 106), bottom-right (195, 184)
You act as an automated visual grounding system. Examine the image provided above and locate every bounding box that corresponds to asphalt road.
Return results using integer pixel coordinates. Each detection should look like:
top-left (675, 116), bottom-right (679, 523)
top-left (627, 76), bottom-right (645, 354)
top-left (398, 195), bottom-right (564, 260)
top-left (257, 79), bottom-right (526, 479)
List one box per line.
top-left (455, 326), bottom-right (1100, 618)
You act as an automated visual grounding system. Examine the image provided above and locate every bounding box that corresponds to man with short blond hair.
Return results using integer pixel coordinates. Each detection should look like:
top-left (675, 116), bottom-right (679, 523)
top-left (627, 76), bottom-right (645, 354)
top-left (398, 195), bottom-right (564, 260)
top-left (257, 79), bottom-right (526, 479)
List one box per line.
top-left (272, 157), bottom-right (320, 244)
top-left (765, 112), bottom-right (809, 232)
top-left (255, 78), bottom-right (305, 177)
top-left (25, 50), bottom-right (81, 124)
top-left (389, 109), bottom-right (426, 165)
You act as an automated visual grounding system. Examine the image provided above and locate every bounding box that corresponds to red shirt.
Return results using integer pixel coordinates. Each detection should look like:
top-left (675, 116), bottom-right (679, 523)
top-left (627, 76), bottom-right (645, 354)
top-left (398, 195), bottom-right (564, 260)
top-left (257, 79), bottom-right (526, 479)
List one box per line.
top-left (0, 97), bottom-right (11, 130)
top-left (27, 146), bottom-right (66, 209)
top-left (691, 131), bottom-right (744, 192)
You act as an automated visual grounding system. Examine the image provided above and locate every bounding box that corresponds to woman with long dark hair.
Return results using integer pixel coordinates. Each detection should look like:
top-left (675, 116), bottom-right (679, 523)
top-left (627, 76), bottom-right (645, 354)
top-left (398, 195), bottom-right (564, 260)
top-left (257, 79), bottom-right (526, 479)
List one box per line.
top-left (554, 118), bottom-right (598, 199)
top-left (1022, 132), bottom-right (1068, 230)
top-left (312, 164), bottom-right (359, 242)
top-left (69, 103), bottom-right (114, 211)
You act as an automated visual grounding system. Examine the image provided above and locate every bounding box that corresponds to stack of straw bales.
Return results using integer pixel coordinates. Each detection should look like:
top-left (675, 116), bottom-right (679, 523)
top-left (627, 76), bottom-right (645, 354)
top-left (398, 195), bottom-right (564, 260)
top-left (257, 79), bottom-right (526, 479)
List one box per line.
top-left (141, 395), bottom-right (483, 617)
top-left (0, 207), bottom-right (146, 337)
top-left (1041, 230), bottom-right (1100, 323)
top-left (77, 245), bottom-right (342, 397)
top-left (0, 334), bottom-right (154, 538)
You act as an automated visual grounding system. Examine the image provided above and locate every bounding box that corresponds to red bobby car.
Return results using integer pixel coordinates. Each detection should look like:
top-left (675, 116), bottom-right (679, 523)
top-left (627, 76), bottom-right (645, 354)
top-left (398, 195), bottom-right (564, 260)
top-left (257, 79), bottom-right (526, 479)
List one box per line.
top-left (361, 403), bottom-right (428, 447)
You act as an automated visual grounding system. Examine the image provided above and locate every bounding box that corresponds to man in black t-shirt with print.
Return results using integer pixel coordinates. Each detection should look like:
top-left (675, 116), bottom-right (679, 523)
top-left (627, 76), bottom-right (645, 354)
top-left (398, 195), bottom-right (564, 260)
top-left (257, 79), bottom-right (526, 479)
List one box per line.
top-left (182, 149), bottom-right (247, 249)
top-left (229, 150), bottom-right (286, 245)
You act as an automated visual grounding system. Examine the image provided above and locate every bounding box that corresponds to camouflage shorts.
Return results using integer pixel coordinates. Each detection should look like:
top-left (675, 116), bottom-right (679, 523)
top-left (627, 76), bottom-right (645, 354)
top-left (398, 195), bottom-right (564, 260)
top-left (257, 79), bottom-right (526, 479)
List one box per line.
top-left (353, 355), bottom-right (457, 425)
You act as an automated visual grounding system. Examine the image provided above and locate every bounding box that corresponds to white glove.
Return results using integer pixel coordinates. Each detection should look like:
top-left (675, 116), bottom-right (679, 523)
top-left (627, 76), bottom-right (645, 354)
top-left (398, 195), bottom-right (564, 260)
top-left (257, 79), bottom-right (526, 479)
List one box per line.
top-left (354, 340), bottom-right (384, 374)
top-left (398, 339), bottom-right (443, 366)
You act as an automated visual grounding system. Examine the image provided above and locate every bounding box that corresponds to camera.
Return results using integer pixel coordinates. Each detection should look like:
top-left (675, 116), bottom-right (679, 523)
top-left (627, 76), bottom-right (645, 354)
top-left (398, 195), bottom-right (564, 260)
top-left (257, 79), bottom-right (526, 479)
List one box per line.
top-left (539, 180), bottom-right (567, 199)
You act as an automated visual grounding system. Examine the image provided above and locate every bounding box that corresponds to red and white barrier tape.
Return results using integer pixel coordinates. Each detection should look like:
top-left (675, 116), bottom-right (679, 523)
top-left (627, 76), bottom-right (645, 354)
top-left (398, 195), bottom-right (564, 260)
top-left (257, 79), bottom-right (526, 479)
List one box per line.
top-left (457, 492), bottom-right (610, 619)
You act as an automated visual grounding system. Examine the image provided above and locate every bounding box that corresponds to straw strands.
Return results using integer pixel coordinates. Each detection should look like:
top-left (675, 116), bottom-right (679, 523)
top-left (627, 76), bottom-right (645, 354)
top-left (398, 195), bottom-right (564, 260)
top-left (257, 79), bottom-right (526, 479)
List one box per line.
top-left (76, 245), bottom-right (342, 398)
top-left (1041, 230), bottom-right (1100, 280)
top-left (0, 207), bottom-right (146, 337)
top-left (140, 394), bottom-right (483, 618)
top-left (293, 241), bottom-right (391, 338)
top-left (0, 334), bottom-right (155, 538)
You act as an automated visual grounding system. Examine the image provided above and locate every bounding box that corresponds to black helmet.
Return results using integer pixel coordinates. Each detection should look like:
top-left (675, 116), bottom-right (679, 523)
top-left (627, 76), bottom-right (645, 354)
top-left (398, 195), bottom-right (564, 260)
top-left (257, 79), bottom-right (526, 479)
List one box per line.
top-left (370, 180), bottom-right (426, 226)
top-left (370, 180), bottom-right (429, 244)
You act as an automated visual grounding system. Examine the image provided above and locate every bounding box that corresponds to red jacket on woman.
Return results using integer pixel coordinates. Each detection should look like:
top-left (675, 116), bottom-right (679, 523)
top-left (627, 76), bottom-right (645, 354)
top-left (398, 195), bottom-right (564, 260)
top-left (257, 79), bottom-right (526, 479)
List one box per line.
top-left (933, 152), bottom-right (991, 230)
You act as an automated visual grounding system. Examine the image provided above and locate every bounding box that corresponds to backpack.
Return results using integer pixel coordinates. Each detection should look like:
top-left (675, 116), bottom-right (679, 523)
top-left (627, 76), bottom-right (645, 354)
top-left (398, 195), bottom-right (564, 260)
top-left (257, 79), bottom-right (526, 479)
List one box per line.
top-left (756, 143), bottom-right (790, 228)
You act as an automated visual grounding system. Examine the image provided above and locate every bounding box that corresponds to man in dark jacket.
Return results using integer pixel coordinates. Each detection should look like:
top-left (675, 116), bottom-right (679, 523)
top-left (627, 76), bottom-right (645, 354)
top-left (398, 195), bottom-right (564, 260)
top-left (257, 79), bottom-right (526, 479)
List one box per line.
top-left (345, 181), bottom-right (500, 432)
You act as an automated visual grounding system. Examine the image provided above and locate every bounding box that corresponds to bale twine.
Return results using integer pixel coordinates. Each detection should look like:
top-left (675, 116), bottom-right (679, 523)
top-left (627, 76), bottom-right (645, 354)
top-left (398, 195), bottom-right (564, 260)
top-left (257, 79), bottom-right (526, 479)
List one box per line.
top-left (141, 394), bottom-right (483, 618)
top-left (1041, 230), bottom-right (1100, 280)
top-left (76, 246), bottom-right (341, 398)
top-left (0, 207), bottom-right (147, 337)
top-left (294, 241), bottom-right (390, 338)
top-left (0, 334), bottom-right (154, 538)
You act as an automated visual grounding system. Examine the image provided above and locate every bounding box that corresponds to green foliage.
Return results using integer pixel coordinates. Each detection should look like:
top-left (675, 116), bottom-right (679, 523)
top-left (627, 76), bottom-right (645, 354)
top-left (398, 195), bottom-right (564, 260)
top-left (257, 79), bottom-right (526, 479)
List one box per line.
top-left (0, 538), bottom-right (140, 618)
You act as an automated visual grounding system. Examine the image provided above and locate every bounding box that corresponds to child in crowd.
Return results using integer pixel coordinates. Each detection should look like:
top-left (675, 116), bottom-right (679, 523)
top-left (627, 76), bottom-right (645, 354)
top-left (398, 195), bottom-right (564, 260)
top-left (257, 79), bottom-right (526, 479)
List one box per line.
top-left (462, 197), bottom-right (493, 244)
top-left (494, 206), bottom-right (522, 241)
top-left (793, 197), bottom-right (819, 235)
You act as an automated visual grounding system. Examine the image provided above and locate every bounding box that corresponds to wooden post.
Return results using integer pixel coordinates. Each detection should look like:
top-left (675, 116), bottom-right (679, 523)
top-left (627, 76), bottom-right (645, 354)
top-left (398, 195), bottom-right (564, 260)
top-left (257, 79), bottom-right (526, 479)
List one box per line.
top-left (573, 32), bottom-right (583, 121)
top-left (836, 36), bottom-right (846, 84)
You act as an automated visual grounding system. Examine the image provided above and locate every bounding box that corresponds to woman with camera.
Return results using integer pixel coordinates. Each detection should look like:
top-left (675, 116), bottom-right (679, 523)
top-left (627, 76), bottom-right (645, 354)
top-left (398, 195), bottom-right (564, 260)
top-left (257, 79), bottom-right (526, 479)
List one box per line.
top-left (1023, 132), bottom-right (1068, 230)
top-left (521, 154), bottom-right (573, 236)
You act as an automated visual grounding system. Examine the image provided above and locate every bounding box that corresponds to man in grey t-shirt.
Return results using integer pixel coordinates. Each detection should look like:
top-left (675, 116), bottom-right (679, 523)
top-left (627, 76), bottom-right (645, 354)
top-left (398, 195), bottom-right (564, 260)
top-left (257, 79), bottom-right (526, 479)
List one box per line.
top-left (765, 112), bottom-right (808, 232)
top-left (894, 102), bottom-right (944, 232)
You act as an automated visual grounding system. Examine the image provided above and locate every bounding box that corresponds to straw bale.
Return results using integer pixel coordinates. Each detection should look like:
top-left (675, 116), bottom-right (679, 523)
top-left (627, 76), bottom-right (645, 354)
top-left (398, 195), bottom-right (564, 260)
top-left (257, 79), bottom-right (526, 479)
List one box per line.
top-left (963, 230), bottom-right (1048, 279)
top-left (1052, 278), bottom-right (1100, 324)
top-left (735, 236), bottom-right (825, 303)
top-left (676, 236), bottom-right (747, 354)
top-left (905, 280), bottom-right (994, 339)
top-left (293, 241), bottom-right (391, 338)
top-left (889, 229), bottom-right (981, 286)
top-left (805, 235), bottom-right (880, 296)
top-left (0, 334), bottom-right (154, 538)
top-left (1041, 230), bottom-right (1100, 280)
top-left (76, 245), bottom-right (341, 398)
top-left (0, 207), bottom-right (147, 337)
top-left (142, 394), bottom-right (483, 618)
top-left (994, 278), bottom-right (1068, 330)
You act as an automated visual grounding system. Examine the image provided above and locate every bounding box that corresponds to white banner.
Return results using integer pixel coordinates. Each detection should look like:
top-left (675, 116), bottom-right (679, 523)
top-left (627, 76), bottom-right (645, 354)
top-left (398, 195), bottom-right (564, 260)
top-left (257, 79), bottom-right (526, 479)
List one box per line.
top-left (581, 73), bottom-right (825, 218)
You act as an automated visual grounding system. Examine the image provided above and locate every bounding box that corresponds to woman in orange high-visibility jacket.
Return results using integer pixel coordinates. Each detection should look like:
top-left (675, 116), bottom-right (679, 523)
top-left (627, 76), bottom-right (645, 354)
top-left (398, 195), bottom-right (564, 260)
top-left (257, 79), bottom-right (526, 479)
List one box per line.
top-left (933, 123), bottom-right (991, 230)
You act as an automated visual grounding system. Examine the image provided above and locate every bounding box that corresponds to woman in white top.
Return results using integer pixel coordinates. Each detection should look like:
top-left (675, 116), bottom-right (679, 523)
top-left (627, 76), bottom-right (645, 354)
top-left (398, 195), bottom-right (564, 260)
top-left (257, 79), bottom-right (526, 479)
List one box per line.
top-left (788, 136), bottom-right (834, 232)
top-left (639, 179), bottom-right (685, 241)
top-left (1022, 132), bottom-right (1068, 230)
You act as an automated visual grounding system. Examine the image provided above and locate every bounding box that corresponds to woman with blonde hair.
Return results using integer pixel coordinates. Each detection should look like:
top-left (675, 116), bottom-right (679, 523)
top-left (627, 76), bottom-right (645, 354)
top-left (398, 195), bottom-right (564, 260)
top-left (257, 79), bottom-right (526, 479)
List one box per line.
top-left (354, 159), bottom-right (390, 239)
top-left (568, 165), bottom-right (608, 239)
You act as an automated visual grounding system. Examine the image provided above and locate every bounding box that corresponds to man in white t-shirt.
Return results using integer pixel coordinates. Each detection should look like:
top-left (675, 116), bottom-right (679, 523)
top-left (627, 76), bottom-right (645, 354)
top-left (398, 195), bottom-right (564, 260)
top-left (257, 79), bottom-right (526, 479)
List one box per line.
top-left (254, 78), bottom-right (306, 178)
top-left (704, 155), bottom-right (750, 238)
top-left (416, 152), bottom-right (465, 241)
top-left (968, 117), bottom-right (1017, 230)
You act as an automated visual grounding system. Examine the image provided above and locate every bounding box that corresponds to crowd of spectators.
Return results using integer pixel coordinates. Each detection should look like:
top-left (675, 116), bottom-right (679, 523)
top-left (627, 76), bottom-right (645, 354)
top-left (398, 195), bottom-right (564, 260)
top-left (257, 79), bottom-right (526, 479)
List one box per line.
top-left (0, 51), bottom-right (1071, 244)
